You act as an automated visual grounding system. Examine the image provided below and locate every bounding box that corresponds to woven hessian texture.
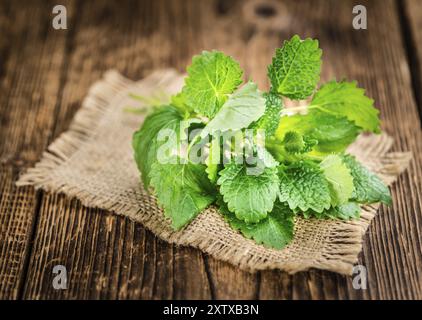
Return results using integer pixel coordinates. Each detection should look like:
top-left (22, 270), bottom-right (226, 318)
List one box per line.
top-left (17, 70), bottom-right (412, 275)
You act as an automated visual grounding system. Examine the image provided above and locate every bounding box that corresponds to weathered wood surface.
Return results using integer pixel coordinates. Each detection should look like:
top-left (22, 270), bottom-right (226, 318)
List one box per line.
top-left (0, 0), bottom-right (421, 300)
top-left (403, 0), bottom-right (422, 116)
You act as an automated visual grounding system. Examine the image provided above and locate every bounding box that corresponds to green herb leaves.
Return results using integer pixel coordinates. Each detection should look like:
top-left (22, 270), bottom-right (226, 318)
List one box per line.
top-left (320, 155), bottom-right (354, 206)
top-left (132, 35), bottom-right (391, 250)
top-left (268, 35), bottom-right (322, 100)
top-left (251, 92), bottom-right (283, 136)
top-left (200, 81), bottom-right (265, 138)
top-left (311, 80), bottom-right (380, 133)
top-left (150, 160), bottom-right (215, 230)
top-left (221, 199), bottom-right (294, 249)
top-left (343, 155), bottom-right (392, 205)
top-left (278, 161), bottom-right (331, 213)
top-left (275, 111), bottom-right (360, 155)
top-left (218, 163), bottom-right (279, 223)
top-left (132, 106), bottom-right (183, 188)
top-left (183, 51), bottom-right (243, 118)
top-left (304, 202), bottom-right (361, 220)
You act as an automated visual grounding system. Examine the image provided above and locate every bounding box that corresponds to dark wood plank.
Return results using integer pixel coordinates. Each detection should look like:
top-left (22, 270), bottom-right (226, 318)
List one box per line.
top-left (0, 1), bottom-right (11, 81)
top-left (402, 0), bottom-right (422, 115)
top-left (0, 166), bottom-right (37, 299)
top-left (0, 0), bottom-right (75, 299)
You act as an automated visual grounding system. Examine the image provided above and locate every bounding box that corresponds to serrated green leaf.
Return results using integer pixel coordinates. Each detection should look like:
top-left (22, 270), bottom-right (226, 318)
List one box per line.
top-left (149, 159), bottom-right (216, 230)
top-left (311, 80), bottom-right (380, 133)
top-left (132, 106), bottom-right (183, 188)
top-left (266, 131), bottom-right (317, 163)
top-left (326, 202), bottom-right (361, 220)
top-left (268, 35), bottom-right (322, 100)
top-left (183, 51), bottom-right (243, 118)
top-left (251, 91), bottom-right (283, 136)
top-left (278, 161), bottom-right (331, 213)
top-left (282, 131), bottom-right (306, 153)
top-left (200, 81), bottom-right (266, 138)
top-left (342, 155), bottom-right (392, 205)
top-left (217, 163), bottom-right (279, 223)
top-left (170, 91), bottom-right (192, 116)
top-left (219, 198), bottom-right (294, 249)
top-left (275, 110), bottom-right (360, 156)
top-left (304, 202), bottom-right (361, 220)
top-left (320, 155), bottom-right (354, 206)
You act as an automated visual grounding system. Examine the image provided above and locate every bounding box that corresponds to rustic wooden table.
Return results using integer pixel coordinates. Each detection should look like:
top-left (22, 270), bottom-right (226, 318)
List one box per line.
top-left (0, 0), bottom-right (421, 300)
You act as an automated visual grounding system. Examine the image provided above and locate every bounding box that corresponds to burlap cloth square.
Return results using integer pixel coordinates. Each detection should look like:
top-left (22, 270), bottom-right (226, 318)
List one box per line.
top-left (17, 69), bottom-right (412, 275)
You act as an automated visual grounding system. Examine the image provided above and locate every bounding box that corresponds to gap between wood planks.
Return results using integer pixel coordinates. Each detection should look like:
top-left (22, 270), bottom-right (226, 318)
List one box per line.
top-left (397, 0), bottom-right (422, 121)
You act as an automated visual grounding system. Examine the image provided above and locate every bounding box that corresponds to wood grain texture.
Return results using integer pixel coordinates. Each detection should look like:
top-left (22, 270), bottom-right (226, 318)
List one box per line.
top-left (0, 0), bottom-right (421, 300)
top-left (0, 0), bottom-right (74, 299)
top-left (0, 166), bottom-right (37, 299)
top-left (402, 0), bottom-right (422, 115)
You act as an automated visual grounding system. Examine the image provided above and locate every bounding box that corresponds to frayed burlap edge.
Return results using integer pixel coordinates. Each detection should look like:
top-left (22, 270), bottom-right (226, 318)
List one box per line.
top-left (17, 69), bottom-right (412, 275)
